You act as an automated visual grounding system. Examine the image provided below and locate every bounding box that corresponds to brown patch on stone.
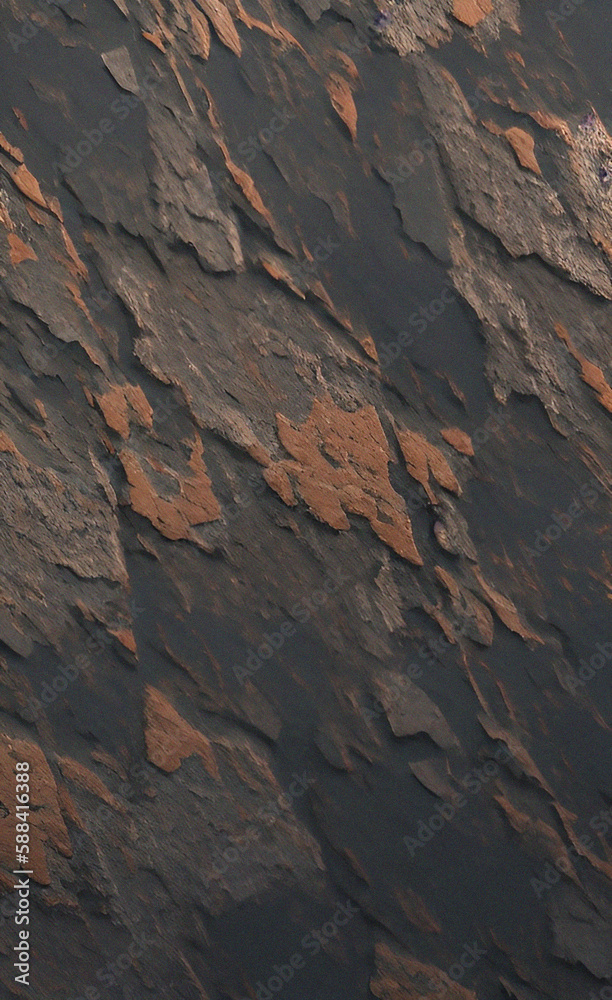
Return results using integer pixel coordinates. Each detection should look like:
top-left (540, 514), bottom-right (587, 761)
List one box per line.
top-left (374, 671), bottom-right (459, 749)
top-left (233, 0), bottom-right (307, 54)
top-left (326, 73), bottom-right (358, 143)
top-left (440, 427), bottom-right (474, 456)
top-left (0, 738), bottom-right (71, 885)
top-left (95, 383), bottom-right (153, 438)
top-left (90, 748), bottom-right (127, 779)
top-left (11, 164), bottom-right (48, 209)
top-left (142, 30), bottom-right (166, 52)
top-left (506, 50), bottom-right (525, 67)
top-left (197, 0), bottom-right (241, 54)
top-left (0, 198), bottom-right (14, 232)
top-left (262, 464), bottom-right (297, 505)
top-left (473, 568), bottom-right (543, 642)
top-left (556, 323), bottom-right (612, 414)
top-left (187, 2), bottom-right (211, 59)
top-left (0, 131), bottom-right (24, 162)
top-left (7, 232), bottom-right (37, 266)
top-left (264, 398), bottom-right (423, 563)
top-left (466, 593), bottom-right (495, 645)
top-left (0, 431), bottom-right (26, 461)
top-left (452, 0), bottom-right (492, 28)
top-left (394, 887), bottom-right (442, 935)
top-left (261, 258), bottom-right (305, 298)
top-left (525, 109), bottom-right (572, 142)
top-left (371, 941), bottom-right (478, 999)
top-left (424, 602), bottom-right (457, 643)
top-left (396, 426), bottom-right (460, 502)
top-left (120, 436), bottom-right (221, 540)
top-left (24, 202), bottom-right (49, 227)
top-left (494, 791), bottom-right (579, 881)
top-left (56, 782), bottom-right (83, 829)
top-left (505, 127), bottom-right (541, 174)
top-left (13, 108), bottom-right (28, 131)
top-left (434, 565), bottom-right (461, 599)
top-left (60, 225), bottom-right (89, 280)
top-left (109, 627), bottom-right (138, 653)
top-left (144, 685), bottom-right (220, 777)
top-left (478, 716), bottom-right (554, 796)
top-left (57, 757), bottom-right (126, 813)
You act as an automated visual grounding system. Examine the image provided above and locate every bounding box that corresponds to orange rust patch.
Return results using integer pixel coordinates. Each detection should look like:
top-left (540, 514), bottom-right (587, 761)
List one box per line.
top-left (144, 685), bottom-right (220, 776)
top-left (0, 432), bottom-right (26, 461)
top-left (452, 0), bottom-right (492, 28)
top-left (396, 426), bottom-right (460, 502)
top-left (187, 2), bottom-right (210, 58)
top-left (371, 941), bottom-right (478, 999)
top-left (525, 109), bottom-right (572, 142)
top-left (505, 127), bottom-right (541, 174)
top-left (0, 198), bottom-right (13, 231)
top-left (473, 567), bottom-right (543, 642)
top-left (440, 426), bottom-right (474, 456)
top-left (261, 258), bottom-right (305, 298)
top-left (60, 225), bottom-right (88, 280)
top-left (434, 565), bottom-right (461, 599)
top-left (264, 398), bottom-right (423, 564)
top-left (394, 887), bottom-right (441, 935)
top-left (505, 50), bottom-right (526, 67)
top-left (11, 164), bottom-right (48, 209)
top-left (494, 792), bottom-right (579, 880)
top-left (7, 232), bottom-right (37, 266)
top-left (262, 464), bottom-right (297, 505)
top-left (0, 131), bottom-right (23, 162)
top-left (232, 0), bottom-right (308, 56)
top-left (326, 73), bottom-right (358, 143)
top-left (57, 757), bottom-right (126, 813)
top-left (13, 107), bottom-right (28, 131)
top-left (196, 0), bottom-right (241, 55)
top-left (119, 437), bottom-right (221, 540)
top-left (205, 89), bottom-right (276, 230)
top-left (0, 738), bottom-right (71, 885)
top-left (556, 323), bottom-right (612, 414)
top-left (95, 383), bottom-right (153, 438)
top-left (142, 29), bottom-right (167, 51)
top-left (109, 627), bottom-right (138, 653)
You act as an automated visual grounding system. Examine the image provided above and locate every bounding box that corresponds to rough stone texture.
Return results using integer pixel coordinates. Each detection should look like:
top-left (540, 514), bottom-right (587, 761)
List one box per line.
top-left (0, 0), bottom-right (610, 997)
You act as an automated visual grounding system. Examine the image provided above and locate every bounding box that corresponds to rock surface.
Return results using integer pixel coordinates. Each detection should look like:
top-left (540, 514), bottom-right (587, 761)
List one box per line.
top-left (0, 0), bottom-right (610, 997)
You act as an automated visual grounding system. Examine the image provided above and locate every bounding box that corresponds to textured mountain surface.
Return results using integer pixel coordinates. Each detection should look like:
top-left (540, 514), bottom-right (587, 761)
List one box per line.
top-left (0, 0), bottom-right (611, 997)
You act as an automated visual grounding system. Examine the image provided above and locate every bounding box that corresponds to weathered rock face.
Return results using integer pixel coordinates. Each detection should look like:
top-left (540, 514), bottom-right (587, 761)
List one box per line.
top-left (0, 0), bottom-right (611, 997)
